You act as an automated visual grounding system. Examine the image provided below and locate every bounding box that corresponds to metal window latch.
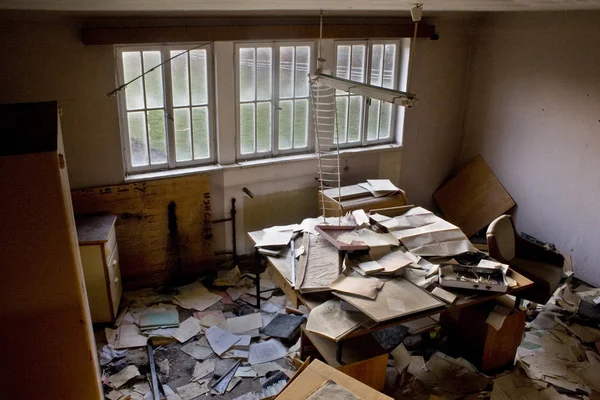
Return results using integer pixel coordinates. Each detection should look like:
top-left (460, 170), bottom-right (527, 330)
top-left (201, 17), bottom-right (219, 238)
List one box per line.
top-left (166, 112), bottom-right (174, 121)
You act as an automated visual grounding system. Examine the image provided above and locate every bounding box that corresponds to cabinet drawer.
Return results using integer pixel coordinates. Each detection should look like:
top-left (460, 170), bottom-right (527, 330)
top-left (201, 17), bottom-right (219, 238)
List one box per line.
top-left (104, 227), bottom-right (118, 262)
top-left (107, 244), bottom-right (122, 317)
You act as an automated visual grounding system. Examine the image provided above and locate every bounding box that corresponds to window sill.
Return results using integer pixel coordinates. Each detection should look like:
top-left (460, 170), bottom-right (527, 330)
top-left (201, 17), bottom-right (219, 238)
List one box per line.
top-left (124, 143), bottom-right (403, 183)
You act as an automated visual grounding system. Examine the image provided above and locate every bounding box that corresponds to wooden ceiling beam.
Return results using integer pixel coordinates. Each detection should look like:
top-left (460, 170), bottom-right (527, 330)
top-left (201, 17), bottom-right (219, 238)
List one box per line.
top-left (81, 21), bottom-right (436, 45)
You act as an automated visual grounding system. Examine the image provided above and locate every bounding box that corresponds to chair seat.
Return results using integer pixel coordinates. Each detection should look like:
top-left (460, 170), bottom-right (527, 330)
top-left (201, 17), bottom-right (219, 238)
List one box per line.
top-left (510, 257), bottom-right (563, 304)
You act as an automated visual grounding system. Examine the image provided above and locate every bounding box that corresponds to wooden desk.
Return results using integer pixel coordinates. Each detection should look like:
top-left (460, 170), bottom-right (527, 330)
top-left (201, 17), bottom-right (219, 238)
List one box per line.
top-left (247, 228), bottom-right (534, 378)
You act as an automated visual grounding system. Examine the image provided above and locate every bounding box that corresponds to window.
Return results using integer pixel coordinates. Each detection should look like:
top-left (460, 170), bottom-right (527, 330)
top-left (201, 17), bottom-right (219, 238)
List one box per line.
top-left (116, 44), bottom-right (214, 173)
top-left (236, 42), bottom-right (314, 160)
top-left (334, 40), bottom-right (401, 146)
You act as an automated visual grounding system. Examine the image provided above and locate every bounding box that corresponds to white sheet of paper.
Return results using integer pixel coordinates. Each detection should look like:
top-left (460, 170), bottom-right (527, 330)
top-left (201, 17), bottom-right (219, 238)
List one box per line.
top-left (232, 335), bottom-right (252, 350)
top-left (173, 282), bottom-right (222, 312)
top-left (191, 358), bottom-right (216, 381)
top-left (235, 365), bottom-right (258, 378)
top-left (109, 365), bottom-right (140, 389)
top-left (226, 313), bottom-right (263, 334)
top-left (391, 343), bottom-right (411, 373)
top-left (431, 287), bottom-right (457, 304)
top-left (357, 260), bottom-right (384, 274)
top-left (306, 299), bottom-right (369, 340)
top-left (172, 317), bottom-right (202, 343)
top-left (367, 179), bottom-right (399, 192)
top-left (263, 224), bottom-right (302, 233)
top-left (248, 339), bottom-right (287, 365)
top-left (251, 361), bottom-right (286, 376)
top-left (205, 326), bottom-right (242, 356)
top-left (255, 230), bottom-right (293, 248)
top-left (375, 250), bottom-right (413, 273)
top-left (180, 340), bottom-right (214, 360)
top-left (177, 381), bottom-right (209, 400)
top-left (115, 323), bottom-right (148, 349)
top-left (486, 306), bottom-right (511, 331)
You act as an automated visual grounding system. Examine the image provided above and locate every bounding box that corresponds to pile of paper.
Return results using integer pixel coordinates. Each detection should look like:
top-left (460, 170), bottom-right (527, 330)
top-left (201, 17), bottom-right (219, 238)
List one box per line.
top-left (358, 179), bottom-right (401, 197)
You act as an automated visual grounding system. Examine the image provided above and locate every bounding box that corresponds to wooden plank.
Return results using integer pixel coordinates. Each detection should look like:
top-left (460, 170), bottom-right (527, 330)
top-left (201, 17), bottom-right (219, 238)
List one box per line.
top-left (433, 156), bottom-right (516, 238)
top-left (71, 174), bottom-right (213, 288)
top-left (334, 277), bottom-right (444, 322)
top-left (276, 358), bottom-right (391, 400)
top-left (82, 21), bottom-right (436, 45)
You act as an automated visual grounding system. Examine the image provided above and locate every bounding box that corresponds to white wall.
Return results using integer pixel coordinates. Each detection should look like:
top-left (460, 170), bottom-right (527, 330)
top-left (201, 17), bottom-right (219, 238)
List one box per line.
top-left (461, 11), bottom-right (600, 287)
top-left (0, 14), bottom-right (473, 257)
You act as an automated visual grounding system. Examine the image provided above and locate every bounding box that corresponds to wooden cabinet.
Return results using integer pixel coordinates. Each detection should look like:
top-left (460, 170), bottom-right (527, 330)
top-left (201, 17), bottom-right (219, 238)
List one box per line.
top-left (76, 215), bottom-right (122, 323)
top-left (0, 101), bottom-right (103, 398)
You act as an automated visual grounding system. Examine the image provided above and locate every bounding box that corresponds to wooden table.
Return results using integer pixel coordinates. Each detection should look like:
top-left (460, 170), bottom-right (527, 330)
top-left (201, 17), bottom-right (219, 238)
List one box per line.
top-left (247, 229), bottom-right (534, 375)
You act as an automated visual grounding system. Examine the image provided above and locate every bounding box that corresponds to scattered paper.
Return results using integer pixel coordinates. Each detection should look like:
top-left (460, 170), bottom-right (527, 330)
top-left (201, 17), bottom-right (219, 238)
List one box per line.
top-left (375, 250), bottom-right (413, 273)
top-left (99, 345), bottom-right (128, 366)
top-left (235, 365), bottom-right (258, 378)
top-left (255, 230), bottom-right (293, 248)
top-left (337, 228), bottom-right (399, 247)
top-left (251, 361), bottom-right (286, 376)
top-left (248, 339), bottom-right (287, 364)
top-left (391, 343), bottom-right (411, 373)
top-left (192, 358), bottom-right (216, 381)
top-left (214, 266), bottom-right (242, 286)
top-left (227, 286), bottom-right (249, 301)
top-left (306, 299), bottom-right (369, 340)
top-left (180, 340), bottom-right (215, 360)
top-left (367, 179), bottom-right (399, 192)
top-left (486, 305), bottom-right (512, 331)
top-left (176, 381), bottom-right (209, 400)
top-left (194, 310), bottom-right (226, 329)
top-left (163, 385), bottom-right (182, 400)
top-left (115, 323), bottom-right (148, 349)
top-left (351, 209), bottom-right (370, 227)
top-left (227, 376), bottom-right (243, 392)
top-left (329, 273), bottom-right (383, 300)
top-left (431, 287), bottom-right (457, 304)
top-left (205, 326), bottom-right (242, 356)
top-left (264, 224), bottom-right (302, 233)
top-left (222, 349), bottom-right (250, 359)
top-left (172, 317), bottom-right (202, 343)
top-left (109, 365), bottom-right (140, 389)
top-left (357, 260), bottom-right (384, 275)
top-left (226, 313), bottom-right (263, 334)
top-left (173, 282), bottom-right (222, 312)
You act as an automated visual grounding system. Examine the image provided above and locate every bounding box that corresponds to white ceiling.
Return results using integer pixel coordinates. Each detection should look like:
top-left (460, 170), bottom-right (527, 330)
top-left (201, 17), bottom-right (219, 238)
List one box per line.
top-left (1, 0), bottom-right (600, 12)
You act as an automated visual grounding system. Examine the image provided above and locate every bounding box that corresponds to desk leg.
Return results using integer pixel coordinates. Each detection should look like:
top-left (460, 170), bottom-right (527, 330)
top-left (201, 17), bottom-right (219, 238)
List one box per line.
top-left (515, 295), bottom-right (523, 310)
top-left (254, 248), bottom-right (261, 309)
top-left (336, 341), bottom-right (343, 364)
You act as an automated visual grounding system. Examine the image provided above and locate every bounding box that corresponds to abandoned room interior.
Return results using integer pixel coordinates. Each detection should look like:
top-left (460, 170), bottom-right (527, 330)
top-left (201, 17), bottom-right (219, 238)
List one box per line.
top-left (1, 0), bottom-right (600, 399)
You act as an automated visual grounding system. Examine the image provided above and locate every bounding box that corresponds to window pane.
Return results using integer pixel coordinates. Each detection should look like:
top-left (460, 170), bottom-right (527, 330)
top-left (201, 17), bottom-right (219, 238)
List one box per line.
top-left (278, 100), bottom-right (293, 150)
top-left (295, 46), bottom-right (310, 98)
top-left (171, 50), bottom-right (190, 107)
top-left (367, 99), bottom-right (381, 140)
top-left (127, 111), bottom-right (149, 166)
top-left (190, 49), bottom-right (208, 106)
top-left (383, 44), bottom-right (397, 89)
top-left (279, 47), bottom-right (295, 99)
top-left (348, 96), bottom-right (363, 142)
top-left (350, 45), bottom-right (366, 83)
top-left (239, 48), bottom-right (256, 102)
top-left (174, 108), bottom-right (192, 161)
top-left (335, 96), bottom-right (348, 144)
top-left (146, 109), bottom-right (167, 164)
top-left (256, 102), bottom-right (271, 153)
top-left (379, 102), bottom-right (393, 139)
top-left (143, 51), bottom-right (163, 109)
top-left (336, 45), bottom-right (351, 80)
top-left (294, 99), bottom-right (308, 148)
top-left (370, 45), bottom-right (384, 87)
top-left (192, 107), bottom-right (210, 159)
top-left (240, 103), bottom-right (255, 154)
top-left (256, 48), bottom-right (272, 101)
top-left (122, 52), bottom-right (144, 110)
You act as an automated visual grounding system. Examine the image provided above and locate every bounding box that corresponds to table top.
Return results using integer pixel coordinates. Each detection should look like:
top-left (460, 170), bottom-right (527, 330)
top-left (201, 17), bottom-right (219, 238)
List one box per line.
top-left (247, 228), bottom-right (534, 342)
top-left (75, 214), bottom-right (117, 244)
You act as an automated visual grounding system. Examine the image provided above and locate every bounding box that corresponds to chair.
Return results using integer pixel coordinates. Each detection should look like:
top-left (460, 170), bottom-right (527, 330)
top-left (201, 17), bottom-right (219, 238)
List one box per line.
top-left (487, 215), bottom-right (564, 304)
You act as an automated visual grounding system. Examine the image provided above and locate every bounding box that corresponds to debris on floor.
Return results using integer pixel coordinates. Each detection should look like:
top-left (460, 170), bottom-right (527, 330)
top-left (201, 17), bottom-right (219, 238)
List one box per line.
top-left (97, 267), bottom-right (302, 400)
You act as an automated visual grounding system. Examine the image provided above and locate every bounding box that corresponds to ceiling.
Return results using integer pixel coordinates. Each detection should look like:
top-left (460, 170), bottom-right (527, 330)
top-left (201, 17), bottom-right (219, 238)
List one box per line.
top-left (1, 0), bottom-right (600, 12)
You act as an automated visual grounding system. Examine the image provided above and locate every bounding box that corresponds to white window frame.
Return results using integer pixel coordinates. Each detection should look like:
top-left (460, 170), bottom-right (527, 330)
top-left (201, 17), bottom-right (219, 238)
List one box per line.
top-left (115, 43), bottom-right (216, 175)
top-left (234, 41), bottom-right (316, 162)
top-left (333, 39), bottom-right (402, 148)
